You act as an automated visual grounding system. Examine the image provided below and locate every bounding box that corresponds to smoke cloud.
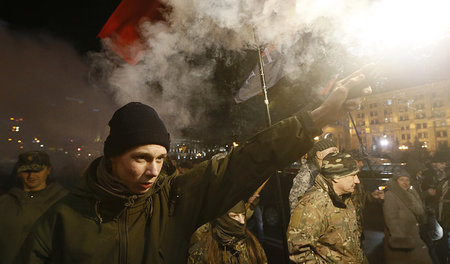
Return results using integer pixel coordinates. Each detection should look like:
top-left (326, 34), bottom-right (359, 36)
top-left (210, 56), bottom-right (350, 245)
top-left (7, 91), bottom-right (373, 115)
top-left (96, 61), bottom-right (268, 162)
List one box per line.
top-left (96, 0), bottom-right (450, 138)
top-left (95, 0), bottom-right (374, 136)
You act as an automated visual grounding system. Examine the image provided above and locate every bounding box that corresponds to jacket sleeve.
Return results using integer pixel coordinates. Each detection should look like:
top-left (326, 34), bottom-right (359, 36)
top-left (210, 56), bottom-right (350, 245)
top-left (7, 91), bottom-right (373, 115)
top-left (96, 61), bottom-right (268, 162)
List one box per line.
top-left (287, 199), bottom-right (327, 264)
top-left (177, 113), bottom-right (316, 227)
top-left (289, 162), bottom-right (312, 213)
top-left (14, 208), bottom-right (58, 264)
top-left (383, 191), bottom-right (404, 237)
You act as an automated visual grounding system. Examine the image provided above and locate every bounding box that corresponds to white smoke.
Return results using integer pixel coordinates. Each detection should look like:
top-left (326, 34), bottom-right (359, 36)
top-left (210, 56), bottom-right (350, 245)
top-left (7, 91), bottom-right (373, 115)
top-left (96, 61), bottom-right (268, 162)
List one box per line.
top-left (97, 0), bottom-right (450, 136)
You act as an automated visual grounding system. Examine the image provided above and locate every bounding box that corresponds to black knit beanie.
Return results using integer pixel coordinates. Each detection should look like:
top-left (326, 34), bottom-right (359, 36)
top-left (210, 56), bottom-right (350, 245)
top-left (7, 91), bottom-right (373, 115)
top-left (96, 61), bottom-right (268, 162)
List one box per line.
top-left (307, 139), bottom-right (337, 161)
top-left (104, 102), bottom-right (170, 158)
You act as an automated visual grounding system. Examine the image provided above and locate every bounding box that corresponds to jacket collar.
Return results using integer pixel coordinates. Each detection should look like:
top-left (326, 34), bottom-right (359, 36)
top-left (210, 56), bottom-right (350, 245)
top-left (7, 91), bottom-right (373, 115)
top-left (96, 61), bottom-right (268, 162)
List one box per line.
top-left (71, 157), bottom-right (169, 221)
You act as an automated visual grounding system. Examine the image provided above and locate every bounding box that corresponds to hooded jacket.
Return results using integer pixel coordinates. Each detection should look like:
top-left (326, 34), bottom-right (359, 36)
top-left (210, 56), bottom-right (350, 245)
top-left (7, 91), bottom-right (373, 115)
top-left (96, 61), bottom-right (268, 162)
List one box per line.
top-left (0, 183), bottom-right (67, 264)
top-left (287, 174), bottom-right (363, 263)
top-left (187, 201), bottom-right (267, 264)
top-left (16, 113), bottom-right (315, 264)
top-left (383, 179), bottom-right (432, 264)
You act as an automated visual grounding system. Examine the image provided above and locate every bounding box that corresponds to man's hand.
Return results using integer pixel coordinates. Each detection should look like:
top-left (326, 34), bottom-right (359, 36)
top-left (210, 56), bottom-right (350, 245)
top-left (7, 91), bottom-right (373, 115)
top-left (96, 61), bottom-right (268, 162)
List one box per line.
top-left (311, 64), bottom-right (374, 128)
top-left (248, 193), bottom-right (260, 205)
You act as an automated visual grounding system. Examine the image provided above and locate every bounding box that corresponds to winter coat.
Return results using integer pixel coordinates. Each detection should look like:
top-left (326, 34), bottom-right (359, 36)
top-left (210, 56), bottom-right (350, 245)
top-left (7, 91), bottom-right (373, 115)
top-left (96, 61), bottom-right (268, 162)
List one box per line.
top-left (187, 223), bottom-right (267, 264)
top-left (287, 174), bottom-right (364, 263)
top-left (289, 160), bottom-right (318, 213)
top-left (383, 179), bottom-right (432, 264)
top-left (0, 183), bottom-right (67, 264)
top-left (15, 113), bottom-right (315, 264)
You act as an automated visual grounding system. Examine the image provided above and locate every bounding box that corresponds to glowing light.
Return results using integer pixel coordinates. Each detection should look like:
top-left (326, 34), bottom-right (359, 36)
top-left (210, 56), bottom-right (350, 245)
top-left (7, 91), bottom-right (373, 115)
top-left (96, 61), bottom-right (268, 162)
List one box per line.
top-left (19, 146), bottom-right (24, 149)
top-left (398, 145), bottom-right (409, 150)
top-left (377, 185), bottom-right (387, 191)
top-left (12, 126), bottom-right (19, 132)
top-left (313, 136), bottom-right (320, 141)
top-left (9, 117), bottom-right (14, 121)
top-left (17, 139), bottom-right (22, 143)
top-left (40, 145), bottom-right (44, 148)
top-left (77, 147), bottom-right (82, 151)
top-left (380, 139), bottom-right (389, 147)
top-left (232, 142), bottom-right (239, 147)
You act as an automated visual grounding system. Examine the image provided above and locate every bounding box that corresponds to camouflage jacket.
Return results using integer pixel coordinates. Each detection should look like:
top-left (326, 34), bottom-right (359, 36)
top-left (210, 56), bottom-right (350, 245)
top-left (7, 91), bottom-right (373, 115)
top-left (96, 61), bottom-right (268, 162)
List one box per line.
top-left (289, 160), bottom-right (318, 213)
top-left (187, 223), bottom-right (267, 264)
top-left (287, 174), bottom-right (363, 263)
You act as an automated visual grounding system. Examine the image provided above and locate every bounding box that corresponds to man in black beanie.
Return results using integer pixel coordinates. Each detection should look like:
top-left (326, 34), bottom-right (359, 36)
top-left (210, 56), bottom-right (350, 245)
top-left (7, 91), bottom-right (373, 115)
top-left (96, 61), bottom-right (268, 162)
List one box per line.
top-left (17, 64), bottom-right (373, 264)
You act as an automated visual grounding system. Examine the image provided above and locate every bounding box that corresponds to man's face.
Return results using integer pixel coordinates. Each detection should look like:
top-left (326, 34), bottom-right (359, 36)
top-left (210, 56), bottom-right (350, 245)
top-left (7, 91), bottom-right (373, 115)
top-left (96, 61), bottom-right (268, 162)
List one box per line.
top-left (19, 166), bottom-right (51, 192)
top-left (228, 211), bottom-right (246, 225)
top-left (432, 162), bottom-right (446, 171)
top-left (332, 173), bottom-right (360, 196)
top-left (111, 144), bottom-right (167, 194)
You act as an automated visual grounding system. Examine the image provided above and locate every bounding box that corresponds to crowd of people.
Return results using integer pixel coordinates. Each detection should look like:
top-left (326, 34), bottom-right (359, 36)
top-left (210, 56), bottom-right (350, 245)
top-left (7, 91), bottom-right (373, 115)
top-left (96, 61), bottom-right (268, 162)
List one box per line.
top-left (0, 65), bottom-right (448, 264)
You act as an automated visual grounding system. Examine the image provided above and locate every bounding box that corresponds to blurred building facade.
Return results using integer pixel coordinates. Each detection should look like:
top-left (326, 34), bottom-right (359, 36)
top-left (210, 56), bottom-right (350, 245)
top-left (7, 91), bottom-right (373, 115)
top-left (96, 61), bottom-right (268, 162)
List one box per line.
top-left (351, 79), bottom-right (449, 154)
top-left (320, 79), bottom-right (450, 155)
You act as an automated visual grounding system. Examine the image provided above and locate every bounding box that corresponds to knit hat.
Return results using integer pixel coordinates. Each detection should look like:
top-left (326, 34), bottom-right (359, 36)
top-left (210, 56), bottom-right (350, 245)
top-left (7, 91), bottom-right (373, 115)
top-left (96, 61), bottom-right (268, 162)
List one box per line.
top-left (391, 167), bottom-right (411, 180)
top-left (16, 151), bottom-right (51, 173)
top-left (104, 102), bottom-right (170, 158)
top-left (307, 139), bottom-right (337, 161)
top-left (321, 152), bottom-right (359, 179)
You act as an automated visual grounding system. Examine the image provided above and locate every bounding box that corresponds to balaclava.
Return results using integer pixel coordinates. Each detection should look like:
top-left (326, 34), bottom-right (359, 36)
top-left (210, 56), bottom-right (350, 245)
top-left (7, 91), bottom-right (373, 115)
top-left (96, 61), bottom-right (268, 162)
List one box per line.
top-left (212, 201), bottom-right (247, 246)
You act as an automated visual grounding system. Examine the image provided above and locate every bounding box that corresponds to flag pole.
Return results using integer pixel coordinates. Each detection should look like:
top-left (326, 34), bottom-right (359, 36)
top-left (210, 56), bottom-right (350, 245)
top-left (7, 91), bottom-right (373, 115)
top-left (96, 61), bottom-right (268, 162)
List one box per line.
top-left (254, 30), bottom-right (272, 126)
top-left (254, 29), bottom-right (290, 264)
top-left (348, 112), bottom-right (373, 171)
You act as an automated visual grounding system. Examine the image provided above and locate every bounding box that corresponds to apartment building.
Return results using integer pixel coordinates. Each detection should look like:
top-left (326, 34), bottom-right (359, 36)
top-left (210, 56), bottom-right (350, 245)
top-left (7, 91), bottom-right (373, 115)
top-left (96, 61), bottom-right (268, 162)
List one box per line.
top-left (345, 79), bottom-right (450, 154)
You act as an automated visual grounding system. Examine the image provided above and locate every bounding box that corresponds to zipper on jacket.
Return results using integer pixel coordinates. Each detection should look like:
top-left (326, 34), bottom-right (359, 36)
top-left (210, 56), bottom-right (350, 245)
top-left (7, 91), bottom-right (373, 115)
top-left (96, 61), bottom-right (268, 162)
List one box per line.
top-left (119, 195), bottom-right (136, 263)
top-left (119, 207), bottom-right (128, 264)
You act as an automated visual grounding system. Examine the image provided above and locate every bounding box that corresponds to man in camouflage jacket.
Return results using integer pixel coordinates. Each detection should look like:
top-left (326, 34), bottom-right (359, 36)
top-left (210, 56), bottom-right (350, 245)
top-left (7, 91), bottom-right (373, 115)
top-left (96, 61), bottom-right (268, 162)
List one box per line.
top-left (287, 153), bottom-right (364, 263)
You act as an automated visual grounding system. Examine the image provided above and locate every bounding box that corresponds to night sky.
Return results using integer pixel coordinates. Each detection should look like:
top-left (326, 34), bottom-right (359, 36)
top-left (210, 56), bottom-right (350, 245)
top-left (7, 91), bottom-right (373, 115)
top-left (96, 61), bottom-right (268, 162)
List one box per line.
top-left (0, 0), bottom-right (121, 53)
top-left (0, 1), bottom-right (123, 159)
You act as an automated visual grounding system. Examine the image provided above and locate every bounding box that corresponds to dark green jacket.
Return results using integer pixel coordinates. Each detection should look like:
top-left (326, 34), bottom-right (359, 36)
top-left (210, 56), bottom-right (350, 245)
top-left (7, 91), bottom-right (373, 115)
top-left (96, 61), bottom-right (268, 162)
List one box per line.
top-left (0, 183), bottom-right (67, 264)
top-left (16, 114), bottom-right (315, 264)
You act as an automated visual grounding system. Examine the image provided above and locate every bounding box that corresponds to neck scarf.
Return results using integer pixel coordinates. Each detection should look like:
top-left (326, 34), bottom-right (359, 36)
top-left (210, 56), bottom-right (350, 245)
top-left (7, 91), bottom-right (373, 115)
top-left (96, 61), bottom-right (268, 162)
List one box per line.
top-left (96, 157), bottom-right (130, 195)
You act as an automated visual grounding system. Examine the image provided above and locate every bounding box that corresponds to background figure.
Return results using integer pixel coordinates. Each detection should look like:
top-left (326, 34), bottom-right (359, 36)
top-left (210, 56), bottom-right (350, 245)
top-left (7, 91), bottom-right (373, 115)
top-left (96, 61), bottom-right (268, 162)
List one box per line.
top-left (188, 199), bottom-right (267, 264)
top-left (383, 169), bottom-right (433, 264)
top-left (0, 151), bottom-right (67, 264)
top-left (176, 159), bottom-right (194, 175)
top-left (421, 151), bottom-right (449, 264)
top-left (289, 139), bottom-right (338, 213)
